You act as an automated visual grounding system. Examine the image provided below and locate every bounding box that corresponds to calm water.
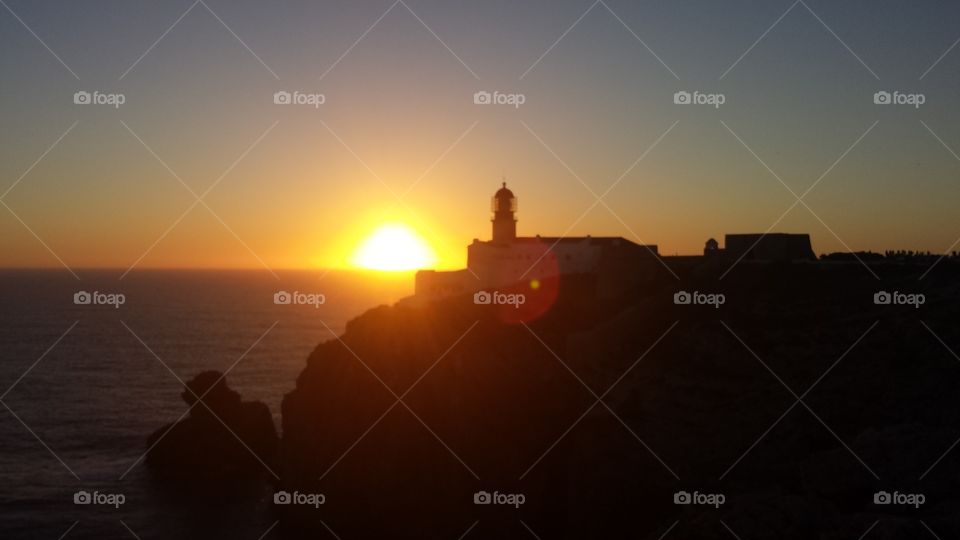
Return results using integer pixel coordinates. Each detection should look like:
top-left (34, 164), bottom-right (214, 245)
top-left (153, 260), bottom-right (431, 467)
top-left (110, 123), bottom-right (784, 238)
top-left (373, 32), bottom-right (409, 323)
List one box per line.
top-left (0, 269), bottom-right (412, 539)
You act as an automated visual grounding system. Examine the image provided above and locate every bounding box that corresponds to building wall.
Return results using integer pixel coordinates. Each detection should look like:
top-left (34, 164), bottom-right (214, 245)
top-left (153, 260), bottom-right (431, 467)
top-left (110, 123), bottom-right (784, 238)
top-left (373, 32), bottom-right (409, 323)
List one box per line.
top-left (417, 237), bottom-right (663, 301)
top-left (468, 239), bottom-right (602, 289)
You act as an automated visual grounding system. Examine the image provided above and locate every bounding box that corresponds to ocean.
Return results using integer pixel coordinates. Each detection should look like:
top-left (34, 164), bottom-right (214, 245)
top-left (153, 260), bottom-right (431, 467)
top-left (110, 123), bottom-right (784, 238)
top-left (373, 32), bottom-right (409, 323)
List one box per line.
top-left (0, 269), bottom-right (413, 539)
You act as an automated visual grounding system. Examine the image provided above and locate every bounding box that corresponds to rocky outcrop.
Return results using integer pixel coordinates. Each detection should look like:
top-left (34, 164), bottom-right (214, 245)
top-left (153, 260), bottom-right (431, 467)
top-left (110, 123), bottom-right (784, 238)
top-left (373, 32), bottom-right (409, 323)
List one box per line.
top-left (145, 371), bottom-right (278, 490)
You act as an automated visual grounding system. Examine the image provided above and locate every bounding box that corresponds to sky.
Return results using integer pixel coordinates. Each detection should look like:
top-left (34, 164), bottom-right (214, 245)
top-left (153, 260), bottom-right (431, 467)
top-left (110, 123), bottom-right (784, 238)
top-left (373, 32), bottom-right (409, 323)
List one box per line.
top-left (2, 0), bottom-right (960, 271)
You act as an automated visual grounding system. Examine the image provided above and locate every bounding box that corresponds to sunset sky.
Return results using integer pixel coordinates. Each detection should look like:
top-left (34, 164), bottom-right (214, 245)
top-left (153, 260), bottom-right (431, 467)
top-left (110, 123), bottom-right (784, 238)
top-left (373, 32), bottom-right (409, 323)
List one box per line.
top-left (2, 0), bottom-right (960, 271)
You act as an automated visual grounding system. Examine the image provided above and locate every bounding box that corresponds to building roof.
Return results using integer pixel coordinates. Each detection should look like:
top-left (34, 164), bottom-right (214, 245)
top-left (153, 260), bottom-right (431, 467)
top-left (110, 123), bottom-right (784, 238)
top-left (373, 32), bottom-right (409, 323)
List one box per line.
top-left (514, 236), bottom-right (640, 246)
top-left (494, 182), bottom-right (515, 199)
top-left (494, 236), bottom-right (659, 252)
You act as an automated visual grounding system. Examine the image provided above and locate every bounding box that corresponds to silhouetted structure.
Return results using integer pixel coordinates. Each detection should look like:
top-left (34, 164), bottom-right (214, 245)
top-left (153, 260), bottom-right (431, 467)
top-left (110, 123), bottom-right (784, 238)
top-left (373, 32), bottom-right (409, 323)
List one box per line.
top-left (415, 185), bottom-right (830, 302)
top-left (491, 182), bottom-right (517, 243)
top-left (416, 183), bottom-right (660, 300)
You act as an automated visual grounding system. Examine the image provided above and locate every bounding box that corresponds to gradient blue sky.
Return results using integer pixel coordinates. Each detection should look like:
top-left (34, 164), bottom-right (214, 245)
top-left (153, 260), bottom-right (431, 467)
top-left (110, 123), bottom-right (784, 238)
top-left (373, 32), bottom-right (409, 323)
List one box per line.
top-left (2, 0), bottom-right (960, 270)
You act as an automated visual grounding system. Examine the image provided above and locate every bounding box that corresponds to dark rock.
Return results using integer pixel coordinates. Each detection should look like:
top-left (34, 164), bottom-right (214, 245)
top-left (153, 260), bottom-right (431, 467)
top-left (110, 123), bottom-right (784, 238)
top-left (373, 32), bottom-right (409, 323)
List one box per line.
top-left (145, 371), bottom-right (278, 490)
top-left (277, 263), bottom-right (960, 538)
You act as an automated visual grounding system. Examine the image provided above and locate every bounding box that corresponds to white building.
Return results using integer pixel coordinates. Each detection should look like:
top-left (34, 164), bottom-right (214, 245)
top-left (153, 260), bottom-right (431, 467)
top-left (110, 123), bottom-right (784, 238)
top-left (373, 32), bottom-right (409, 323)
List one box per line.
top-left (415, 183), bottom-right (660, 300)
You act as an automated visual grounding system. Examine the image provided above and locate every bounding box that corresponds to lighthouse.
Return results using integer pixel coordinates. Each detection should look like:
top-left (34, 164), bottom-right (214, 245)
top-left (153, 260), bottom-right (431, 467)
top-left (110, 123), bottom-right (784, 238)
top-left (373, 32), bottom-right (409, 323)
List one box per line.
top-left (414, 181), bottom-right (662, 302)
top-left (491, 182), bottom-right (517, 244)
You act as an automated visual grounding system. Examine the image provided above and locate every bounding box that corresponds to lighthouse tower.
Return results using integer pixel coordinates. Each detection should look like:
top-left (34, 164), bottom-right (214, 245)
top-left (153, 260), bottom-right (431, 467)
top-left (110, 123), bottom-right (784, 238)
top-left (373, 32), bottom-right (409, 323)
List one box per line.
top-left (491, 182), bottom-right (517, 244)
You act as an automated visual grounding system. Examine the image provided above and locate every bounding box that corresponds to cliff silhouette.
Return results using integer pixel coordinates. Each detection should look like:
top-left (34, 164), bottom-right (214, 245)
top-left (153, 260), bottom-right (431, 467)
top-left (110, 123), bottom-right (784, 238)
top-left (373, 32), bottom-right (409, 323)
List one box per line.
top-left (210, 260), bottom-right (960, 537)
top-left (275, 259), bottom-right (960, 538)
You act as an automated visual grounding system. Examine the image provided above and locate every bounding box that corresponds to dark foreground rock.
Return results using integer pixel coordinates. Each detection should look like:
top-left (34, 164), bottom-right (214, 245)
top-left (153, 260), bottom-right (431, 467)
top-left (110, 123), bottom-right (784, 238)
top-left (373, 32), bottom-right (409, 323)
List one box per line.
top-left (269, 261), bottom-right (960, 538)
top-left (145, 371), bottom-right (278, 490)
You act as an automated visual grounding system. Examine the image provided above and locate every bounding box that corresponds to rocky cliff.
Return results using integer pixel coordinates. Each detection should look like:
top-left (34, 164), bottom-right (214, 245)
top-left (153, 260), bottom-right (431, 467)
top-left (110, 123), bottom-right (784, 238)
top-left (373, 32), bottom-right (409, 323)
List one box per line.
top-left (278, 263), bottom-right (960, 538)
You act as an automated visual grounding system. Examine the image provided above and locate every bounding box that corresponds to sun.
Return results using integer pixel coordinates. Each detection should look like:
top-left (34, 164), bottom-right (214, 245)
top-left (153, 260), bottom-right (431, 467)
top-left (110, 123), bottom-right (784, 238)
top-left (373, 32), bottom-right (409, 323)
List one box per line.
top-left (350, 223), bottom-right (438, 271)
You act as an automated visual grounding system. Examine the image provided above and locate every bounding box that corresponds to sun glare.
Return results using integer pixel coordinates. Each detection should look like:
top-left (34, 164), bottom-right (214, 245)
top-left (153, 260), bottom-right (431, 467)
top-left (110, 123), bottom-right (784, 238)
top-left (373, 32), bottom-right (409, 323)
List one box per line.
top-left (351, 224), bottom-right (438, 271)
